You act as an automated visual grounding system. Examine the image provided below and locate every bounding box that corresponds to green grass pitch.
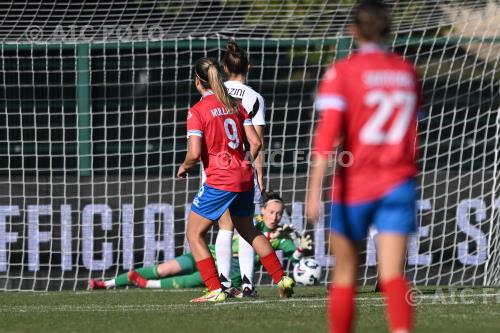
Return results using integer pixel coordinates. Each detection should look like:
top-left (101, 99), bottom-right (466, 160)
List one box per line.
top-left (0, 286), bottom-right (499, 332)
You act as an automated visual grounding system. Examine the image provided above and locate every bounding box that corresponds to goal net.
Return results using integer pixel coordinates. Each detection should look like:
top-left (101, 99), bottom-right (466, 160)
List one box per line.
top-left (0, 0), bottom-right (498, 290)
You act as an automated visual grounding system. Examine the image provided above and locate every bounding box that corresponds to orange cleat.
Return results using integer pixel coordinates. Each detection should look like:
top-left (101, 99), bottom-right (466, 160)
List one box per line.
top-left (88, 278), bottom-right (106, 290)
top-left (128, 270), bottom-right (148, 288)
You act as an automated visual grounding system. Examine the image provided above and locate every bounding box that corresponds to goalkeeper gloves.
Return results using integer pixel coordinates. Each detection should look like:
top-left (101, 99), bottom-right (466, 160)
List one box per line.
top-left (292, 233), bottom-right (313, 260)
top-left (269, 224), bottom-right (296, 240)
top-left (298, 234), bottom-right (313, 251)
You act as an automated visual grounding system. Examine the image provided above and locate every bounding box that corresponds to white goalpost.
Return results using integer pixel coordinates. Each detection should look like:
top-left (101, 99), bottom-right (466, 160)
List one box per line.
top-left (0, 0), bottom-right (498, 290)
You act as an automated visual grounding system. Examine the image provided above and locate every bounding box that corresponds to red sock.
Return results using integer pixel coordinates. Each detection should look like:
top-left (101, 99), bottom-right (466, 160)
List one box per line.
top-left (381, 276), bottom-right (413, 333)
top-left (196, 257), bottom-right (222, 291)
top-left (260, 252), bottom-right (284, 284)
top-left (329, 284), bottom-right (356, 333)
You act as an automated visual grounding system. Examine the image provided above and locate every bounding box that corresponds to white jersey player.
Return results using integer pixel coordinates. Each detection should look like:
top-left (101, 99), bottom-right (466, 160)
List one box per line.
top-left (224, 79), bottom-right (266, 204)
top-left (213, 40), bottom-right (267, 297)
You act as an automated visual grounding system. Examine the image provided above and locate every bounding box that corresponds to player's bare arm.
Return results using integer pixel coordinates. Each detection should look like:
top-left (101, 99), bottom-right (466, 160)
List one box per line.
top-left (306, 153), bottom-right (329, 224)
top-left (244, 122), bottom-right (262, 160)
top-left (177, 136), bottom-right (202, 178)
top-left (253, 124), bottom-right (265, 192)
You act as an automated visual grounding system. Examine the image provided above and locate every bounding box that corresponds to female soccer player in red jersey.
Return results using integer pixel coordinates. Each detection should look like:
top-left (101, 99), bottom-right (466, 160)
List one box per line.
top-left (307, 1), bottom-right (421, 332)
top-left (178, 58), bottom-right (294, 302)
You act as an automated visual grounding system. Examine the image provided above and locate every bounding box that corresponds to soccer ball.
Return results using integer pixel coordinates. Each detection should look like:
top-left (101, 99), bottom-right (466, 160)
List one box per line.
top-left (293, 258), bottom-right (321, 285)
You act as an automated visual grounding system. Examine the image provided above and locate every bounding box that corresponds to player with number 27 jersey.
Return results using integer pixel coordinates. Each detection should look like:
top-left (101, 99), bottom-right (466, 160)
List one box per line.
top-left (187, 92), bottom-right (254, 192)
top-left (314, 44), bottom-right (421, 242)
top-left (314, 44), bottom-right (421, 204)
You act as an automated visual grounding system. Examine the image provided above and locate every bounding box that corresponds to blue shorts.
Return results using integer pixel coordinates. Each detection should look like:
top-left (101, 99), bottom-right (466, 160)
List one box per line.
top-left (329, 178), bottom-right (417, 243)
top-left (190, 184), bottom-right (255, 221)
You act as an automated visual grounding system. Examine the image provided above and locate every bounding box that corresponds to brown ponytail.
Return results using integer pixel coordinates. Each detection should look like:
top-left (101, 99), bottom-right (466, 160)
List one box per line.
top-left (222, 40), bottom-right (249, 76)
top-left (195, 57), bottom-right (239, 114)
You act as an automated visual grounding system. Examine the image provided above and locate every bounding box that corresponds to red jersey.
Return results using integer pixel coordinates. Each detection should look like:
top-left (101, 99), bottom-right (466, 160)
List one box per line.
top-left (187, 93), bottom-right (254, 192)
top-left (314, 44), bottom-right (421, 203)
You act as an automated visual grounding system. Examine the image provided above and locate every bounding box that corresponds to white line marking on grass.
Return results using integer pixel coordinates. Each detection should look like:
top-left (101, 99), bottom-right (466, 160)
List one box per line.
top-left (0, 304), bottom-right (196, 313)
top-left (357, 293), bottom-right (500, 302)
top-left (73, 288), bottom-right (202, 295)
top-left (215, 297), bottom-right (327, 306)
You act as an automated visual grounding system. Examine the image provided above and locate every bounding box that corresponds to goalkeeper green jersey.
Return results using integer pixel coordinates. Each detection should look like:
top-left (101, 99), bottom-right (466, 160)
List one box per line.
top-left (231, 215), bottom-right (299, 263)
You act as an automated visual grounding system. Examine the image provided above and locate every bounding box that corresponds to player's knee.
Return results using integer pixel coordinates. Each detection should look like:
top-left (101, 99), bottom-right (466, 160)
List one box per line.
top-left (333, 264), bottom-right (358, 285)
top-left (218, 211), bottom-right (234, 230)
top-left (378, 265), bottom-right (404, 282)
top-left (187, 230), bottom-right (203, 244)
top-left (335, 256), bottom-right (358, 271)
top-left (218, 219), bottom-right (233, 230)
top-left (157, 263), bottom-right (174, 277)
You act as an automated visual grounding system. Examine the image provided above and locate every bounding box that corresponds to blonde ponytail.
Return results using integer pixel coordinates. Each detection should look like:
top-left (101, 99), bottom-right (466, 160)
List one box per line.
top-left (206, 64), bottom-right (239, 114)
top-left (195, 58), bottom-right (239, 115)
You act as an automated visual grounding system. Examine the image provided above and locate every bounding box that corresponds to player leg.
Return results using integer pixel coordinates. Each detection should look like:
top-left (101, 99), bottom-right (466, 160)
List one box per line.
top-left (374, 179), bottom-right (417, 333)
top-left (89, 264), bottom-right (164, 290)
top-left (238, 186), bottom-right (260, 295)
top-left (215, 210), bottom-right (234, 289)
top-left (238, 199), bottom-right (256, 293)
top-left (328, 201), bottom-right (374, 333)
top-left (328, 231), bottom-right (359, 333)
top-left (130, 254), bottom-right (222, 290)
top-left (186, 211), bottom-right (221, 293)
top-left (238, 234), bottom-right (256, 295)
top-left (230, 190), bottom-right (294, 298)
top-left (377, 234), bottom-right (412, 333)
top-left (133, 271), bottom-right (205, 289)
top-left (128, 254), bottom-right (193, 287)
top-left (187, 184), bottom-right (240, 302)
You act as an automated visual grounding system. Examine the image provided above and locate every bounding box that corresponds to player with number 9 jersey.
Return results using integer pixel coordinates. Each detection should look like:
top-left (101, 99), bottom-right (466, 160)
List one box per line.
top-left (179, 57), bottom-right (294, 303)
top-left (187, 93), bottom-right (254, 193)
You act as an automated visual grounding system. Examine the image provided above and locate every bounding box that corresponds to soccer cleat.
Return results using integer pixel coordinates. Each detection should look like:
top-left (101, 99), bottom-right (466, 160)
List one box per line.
top-left (190, 290), bottom-right (227, 303)
top-left (277, 276), bottom-right (295, 298)
top-left (88, 278), bottom-right (106, 290)
top-left (240, 276), bottom-right (257, 298)
top-left (219, 273), bottom-right (231, 290)
top-left (241, 286), bottom-right (258, 298)
top-left (128, 270), bottom-right (148, 289)
top-left (223, 286), bottom-right (243, 298)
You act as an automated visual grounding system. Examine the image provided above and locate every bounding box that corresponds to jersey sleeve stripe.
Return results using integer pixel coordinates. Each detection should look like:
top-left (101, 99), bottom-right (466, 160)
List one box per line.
top-left (243, 119), bottom-right (253, 126)
top-left (315, 94), bottom-right (347, 112)
top-left (187, 130), bottom-right (203, 138)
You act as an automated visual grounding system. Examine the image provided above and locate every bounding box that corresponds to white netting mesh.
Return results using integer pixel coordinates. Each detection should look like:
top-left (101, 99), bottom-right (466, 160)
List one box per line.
top-left (0, 1), bottom-right (495, 42)
top-left (0, 0), bottom-right (498, 290)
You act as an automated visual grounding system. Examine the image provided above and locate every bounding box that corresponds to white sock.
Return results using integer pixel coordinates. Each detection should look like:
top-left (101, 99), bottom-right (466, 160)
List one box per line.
top-left (146, 280), bottom-right (161, 289)
top-left (105, 279), bottom-right (115, 288)
top-left (238, 235), bottom-right (255, 290)
top-left (215, 229), bottom-right (233, 289)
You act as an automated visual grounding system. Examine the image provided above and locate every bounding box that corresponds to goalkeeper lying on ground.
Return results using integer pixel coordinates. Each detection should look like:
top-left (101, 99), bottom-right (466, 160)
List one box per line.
top-left (88, 192), bottom-right (312, 293)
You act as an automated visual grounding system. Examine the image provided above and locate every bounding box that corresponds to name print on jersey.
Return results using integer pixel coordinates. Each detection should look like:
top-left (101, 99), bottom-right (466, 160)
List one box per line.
top-left (362, 70), bottom-right (415, 88)
top-left (210, 107), bottom-right (232, 117)
top-left (228, 87), bottom-right (245, 98)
